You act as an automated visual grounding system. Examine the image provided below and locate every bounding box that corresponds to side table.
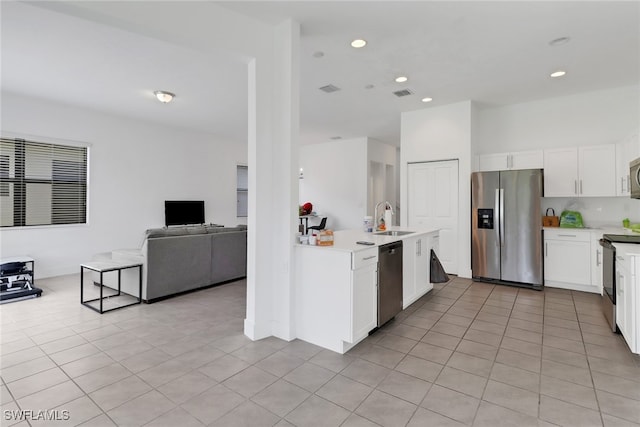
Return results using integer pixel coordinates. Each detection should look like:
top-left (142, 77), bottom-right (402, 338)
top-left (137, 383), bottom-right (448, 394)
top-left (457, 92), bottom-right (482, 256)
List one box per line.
top-left (80, 260), bottom-right (142, 313)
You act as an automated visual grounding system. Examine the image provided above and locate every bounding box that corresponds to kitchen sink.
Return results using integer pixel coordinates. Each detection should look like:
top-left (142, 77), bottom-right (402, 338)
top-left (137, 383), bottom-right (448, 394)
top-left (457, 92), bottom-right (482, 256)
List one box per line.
top-left (375, 230), bottom-right (415, 236)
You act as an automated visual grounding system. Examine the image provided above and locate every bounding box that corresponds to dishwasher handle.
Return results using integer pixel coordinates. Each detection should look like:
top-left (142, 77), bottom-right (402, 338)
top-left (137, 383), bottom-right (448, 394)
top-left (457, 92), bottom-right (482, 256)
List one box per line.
top-left (379, 241), bottom-right (403, 254)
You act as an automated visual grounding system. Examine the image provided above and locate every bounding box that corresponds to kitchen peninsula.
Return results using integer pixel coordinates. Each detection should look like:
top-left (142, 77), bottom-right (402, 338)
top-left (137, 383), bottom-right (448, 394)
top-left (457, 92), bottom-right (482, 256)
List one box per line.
top-left (295, 227), bottom-right (440, 353)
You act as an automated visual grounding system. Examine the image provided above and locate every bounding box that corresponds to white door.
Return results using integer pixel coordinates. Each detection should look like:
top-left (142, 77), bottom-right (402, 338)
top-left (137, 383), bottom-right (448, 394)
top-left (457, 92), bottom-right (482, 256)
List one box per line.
top-left (408, 160), bottom-right (459, 275)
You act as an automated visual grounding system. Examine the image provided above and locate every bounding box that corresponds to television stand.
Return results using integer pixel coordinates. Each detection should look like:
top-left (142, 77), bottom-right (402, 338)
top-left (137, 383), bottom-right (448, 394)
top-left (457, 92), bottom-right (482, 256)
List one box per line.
top-left (0, 256), bottom-right (43, 303)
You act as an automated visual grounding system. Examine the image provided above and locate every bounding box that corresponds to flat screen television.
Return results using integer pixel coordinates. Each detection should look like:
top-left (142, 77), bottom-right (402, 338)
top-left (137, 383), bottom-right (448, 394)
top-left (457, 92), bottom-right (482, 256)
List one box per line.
top-left (165, 200), bottom-right (205, 226)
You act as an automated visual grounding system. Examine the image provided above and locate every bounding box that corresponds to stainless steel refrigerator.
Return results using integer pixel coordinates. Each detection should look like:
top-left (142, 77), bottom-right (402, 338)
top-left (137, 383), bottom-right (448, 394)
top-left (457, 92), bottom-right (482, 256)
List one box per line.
top-left (471, 169), bottom-right (543, 289)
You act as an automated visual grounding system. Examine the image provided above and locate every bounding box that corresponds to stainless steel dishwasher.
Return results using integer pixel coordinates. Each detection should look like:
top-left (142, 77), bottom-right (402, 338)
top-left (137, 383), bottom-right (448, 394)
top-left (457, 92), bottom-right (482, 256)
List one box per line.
top-left (378, 241), bottom-right (403, 326)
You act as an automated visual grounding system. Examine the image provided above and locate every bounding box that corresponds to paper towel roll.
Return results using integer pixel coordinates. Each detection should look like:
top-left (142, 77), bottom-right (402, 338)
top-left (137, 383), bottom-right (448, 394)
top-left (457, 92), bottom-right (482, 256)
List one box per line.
top-left (384, 210), bottom-right (393, 227)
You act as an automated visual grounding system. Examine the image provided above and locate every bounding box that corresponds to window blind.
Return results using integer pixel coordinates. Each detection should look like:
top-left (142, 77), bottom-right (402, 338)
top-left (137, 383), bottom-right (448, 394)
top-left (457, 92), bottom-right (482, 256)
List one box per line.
top-left (236, 165), bottom-right (248, 218)
top-left (0, 138), bottom-right (88, 227)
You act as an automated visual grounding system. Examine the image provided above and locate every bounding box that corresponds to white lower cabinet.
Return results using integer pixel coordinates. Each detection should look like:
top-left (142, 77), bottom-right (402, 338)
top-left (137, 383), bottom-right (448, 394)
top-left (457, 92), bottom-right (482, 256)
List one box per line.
top-left (614, 245), bottom-right (637, 354)
top-left (403, 234), bottom-right (433, 309)
top-left (350, 256), bottom-right (378, 342)
top-left (295, 246), bottom-right (378, 354)
top-left (544, 229), bottom-right (596, 293)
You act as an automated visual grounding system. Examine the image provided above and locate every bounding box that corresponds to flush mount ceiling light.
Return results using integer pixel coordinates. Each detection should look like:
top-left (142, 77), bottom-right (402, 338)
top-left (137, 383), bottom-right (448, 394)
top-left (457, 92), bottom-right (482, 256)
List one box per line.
top-left (549, 36), bottom-right (571, 46)
top-left (550, 70), bottom-right (567, 78)
top-left (395, 76), bottom-right (408, 83)
top-left (350, 39), bottom-right (367, 48)
top-left (154, 90), bottom-right (175, 103)
top-left (421, 97), bottom-right (433, 103)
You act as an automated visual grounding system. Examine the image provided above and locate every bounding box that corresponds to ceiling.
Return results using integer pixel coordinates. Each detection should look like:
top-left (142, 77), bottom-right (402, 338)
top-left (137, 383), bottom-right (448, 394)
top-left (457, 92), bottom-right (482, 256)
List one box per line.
top-left (2, 1), bottom-right (639, 146)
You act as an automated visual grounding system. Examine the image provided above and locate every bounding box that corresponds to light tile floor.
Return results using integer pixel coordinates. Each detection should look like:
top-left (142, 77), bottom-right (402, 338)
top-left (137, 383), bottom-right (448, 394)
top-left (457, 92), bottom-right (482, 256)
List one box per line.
top-left (2, 274), bottom-right (640, 426)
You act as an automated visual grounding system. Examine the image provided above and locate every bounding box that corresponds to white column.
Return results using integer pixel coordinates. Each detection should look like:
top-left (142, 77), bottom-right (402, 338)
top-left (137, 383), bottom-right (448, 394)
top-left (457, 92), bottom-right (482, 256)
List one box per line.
top-left (244, 19), bottom-right (300, 341)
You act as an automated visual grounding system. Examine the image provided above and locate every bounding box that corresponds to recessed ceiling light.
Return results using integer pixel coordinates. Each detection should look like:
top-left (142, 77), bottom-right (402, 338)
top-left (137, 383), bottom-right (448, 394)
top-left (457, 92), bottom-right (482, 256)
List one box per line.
top-left (351, 39), bottom-right (367, 48)
top-left (421, 97), bottom-right (433, 103)
top-left (395, 76), bottom-right (408, 83)
top-left (550, 70), bottom-right (567, 78)
top-left (549, 37), bottom-right (571, 46)
top-left (154, 90), bottom-right (175, 103)
top-left (312, 51), bottom-right (324, 58)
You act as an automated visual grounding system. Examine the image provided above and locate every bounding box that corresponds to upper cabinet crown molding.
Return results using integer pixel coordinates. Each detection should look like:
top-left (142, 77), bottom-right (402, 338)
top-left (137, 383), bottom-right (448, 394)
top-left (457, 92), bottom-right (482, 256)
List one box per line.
top-left (544, 145), bottom-right (616, 197)
top-left (478, 150), bottom-right (543, 172)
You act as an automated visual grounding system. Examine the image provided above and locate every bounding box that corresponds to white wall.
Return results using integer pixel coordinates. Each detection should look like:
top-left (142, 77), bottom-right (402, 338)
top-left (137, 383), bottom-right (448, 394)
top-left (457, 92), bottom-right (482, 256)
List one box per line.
top-left (476, 85), bottom-right (639, 152)
top-left (299, 137), bottom-right (398, 231)
top-left (1, 92), bottom-right (247, 278)
top-left (400, 101), bottom-right (475, 278)
top-left (299, 138), bottom-right (368, 231)
top-left (368, 138), bottom-right (398, 225)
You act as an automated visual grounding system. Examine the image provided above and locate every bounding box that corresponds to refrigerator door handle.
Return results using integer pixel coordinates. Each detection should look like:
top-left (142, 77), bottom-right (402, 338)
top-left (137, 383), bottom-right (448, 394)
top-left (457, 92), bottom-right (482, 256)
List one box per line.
top-left (494, 189), bottom-right (500, 247)
top-left (499, 188), bottom-right (505, 247)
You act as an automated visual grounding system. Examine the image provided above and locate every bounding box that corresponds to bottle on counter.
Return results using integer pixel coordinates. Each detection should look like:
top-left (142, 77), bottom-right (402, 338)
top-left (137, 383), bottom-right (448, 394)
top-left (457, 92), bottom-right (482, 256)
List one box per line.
top-left (364, 216), bottom-right (373, 232)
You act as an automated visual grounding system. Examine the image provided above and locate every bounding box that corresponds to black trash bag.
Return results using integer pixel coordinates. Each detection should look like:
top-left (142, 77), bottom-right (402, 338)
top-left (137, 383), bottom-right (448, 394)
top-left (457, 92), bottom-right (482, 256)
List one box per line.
top-left (430, 249), bottom-right (450, 283)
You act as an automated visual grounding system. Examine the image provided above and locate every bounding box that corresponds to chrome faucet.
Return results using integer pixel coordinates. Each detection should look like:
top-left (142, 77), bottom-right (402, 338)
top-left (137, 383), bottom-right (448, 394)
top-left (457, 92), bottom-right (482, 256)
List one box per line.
top-left (374, 201), bottom-right (393, 230)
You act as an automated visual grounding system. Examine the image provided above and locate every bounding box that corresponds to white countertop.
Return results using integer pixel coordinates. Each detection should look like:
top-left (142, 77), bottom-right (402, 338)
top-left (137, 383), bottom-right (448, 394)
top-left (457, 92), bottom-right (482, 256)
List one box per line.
top-left (296, 227), bottom-right (439, 253)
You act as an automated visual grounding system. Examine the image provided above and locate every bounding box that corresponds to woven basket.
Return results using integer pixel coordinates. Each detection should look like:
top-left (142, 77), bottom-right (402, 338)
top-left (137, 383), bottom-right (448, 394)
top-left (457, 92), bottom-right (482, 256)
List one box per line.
top-left (542, 208), bottom-right (559, 227)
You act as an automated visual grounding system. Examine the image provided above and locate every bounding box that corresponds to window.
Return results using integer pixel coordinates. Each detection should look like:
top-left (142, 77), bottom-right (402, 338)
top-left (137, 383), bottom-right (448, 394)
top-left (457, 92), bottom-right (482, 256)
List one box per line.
top-left (236, 165), bottom-right (248, 217)
top-left (0, 138), bottom-right (88, 227)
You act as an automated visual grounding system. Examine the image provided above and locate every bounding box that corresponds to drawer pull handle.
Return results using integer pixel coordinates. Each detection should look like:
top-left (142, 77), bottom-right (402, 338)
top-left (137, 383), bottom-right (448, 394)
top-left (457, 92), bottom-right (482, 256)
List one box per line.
top-left (558, 234), bottom-right (577, 237)
top-left (362, 256), bottom-right (377, 261)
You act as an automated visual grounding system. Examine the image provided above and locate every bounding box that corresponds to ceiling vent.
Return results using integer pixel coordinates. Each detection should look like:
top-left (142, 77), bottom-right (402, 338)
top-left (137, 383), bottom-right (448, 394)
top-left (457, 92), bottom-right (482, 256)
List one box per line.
top-left (393, 89), bottom-right (413, 97)
top-left (319, 84), bottom-right (341, 93)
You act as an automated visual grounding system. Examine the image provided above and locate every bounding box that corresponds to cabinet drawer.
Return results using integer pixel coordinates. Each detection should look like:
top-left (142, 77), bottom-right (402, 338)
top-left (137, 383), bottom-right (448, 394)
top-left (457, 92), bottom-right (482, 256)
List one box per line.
top-left (352, 248), bottom-right (378, 270)
top-left (544, 229), bottom-right (591, 242)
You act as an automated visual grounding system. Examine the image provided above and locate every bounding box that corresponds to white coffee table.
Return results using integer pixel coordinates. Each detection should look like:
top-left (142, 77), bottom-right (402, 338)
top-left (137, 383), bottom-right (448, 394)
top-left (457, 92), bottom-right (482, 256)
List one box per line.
top-left (80, 259), bottom-right (142, 314)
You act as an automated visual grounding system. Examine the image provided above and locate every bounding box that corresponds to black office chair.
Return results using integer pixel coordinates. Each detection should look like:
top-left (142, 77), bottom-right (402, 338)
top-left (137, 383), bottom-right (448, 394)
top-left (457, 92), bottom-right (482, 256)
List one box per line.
top-left (307, 217), bottom-right (327, 234)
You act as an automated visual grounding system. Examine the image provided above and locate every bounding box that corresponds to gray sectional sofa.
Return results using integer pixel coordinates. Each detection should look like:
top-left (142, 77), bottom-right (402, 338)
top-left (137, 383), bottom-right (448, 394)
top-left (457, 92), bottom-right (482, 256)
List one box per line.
top-left (98, 225), bottom-right (247, 302)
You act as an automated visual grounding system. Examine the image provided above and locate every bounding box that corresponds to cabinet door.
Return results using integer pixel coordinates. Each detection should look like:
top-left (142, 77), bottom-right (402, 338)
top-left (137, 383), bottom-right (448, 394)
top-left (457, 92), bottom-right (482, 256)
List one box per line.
top-left (591, 234), bottom-right (603, 290)
top-left (579, 145), bottom-right (616, 197)
top-left (616, 134), bottom-right (639, 196)
top-left (350, 263), bottom-right (377, 342)
top-left (511, 150), bottom-right (543, 170)
top-left (415, 236), bottom-right (429, 295)
top-left (616, 253), bottom-right (637, 352)
top-left (402, 236), bottom-right (417, 308)
top-left (544, 239), bottom-right (591, 285)
top-left (544, 148), bottom-right (578, 197)
top-left (478, 153), bottom-right (508, 172)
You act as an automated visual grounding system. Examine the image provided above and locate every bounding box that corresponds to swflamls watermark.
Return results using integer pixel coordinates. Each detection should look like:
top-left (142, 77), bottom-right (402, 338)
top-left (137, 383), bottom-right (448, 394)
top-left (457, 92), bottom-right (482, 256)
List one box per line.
top-left (4, 409), bottom-right (70, 421)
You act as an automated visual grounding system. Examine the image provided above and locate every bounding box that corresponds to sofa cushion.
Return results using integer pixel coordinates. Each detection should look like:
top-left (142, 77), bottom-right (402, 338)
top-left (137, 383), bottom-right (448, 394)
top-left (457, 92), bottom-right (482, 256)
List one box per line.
top-left (146, 227), bottom-right (185, 238)
top-left (185, 225), bottom-right (207, 235)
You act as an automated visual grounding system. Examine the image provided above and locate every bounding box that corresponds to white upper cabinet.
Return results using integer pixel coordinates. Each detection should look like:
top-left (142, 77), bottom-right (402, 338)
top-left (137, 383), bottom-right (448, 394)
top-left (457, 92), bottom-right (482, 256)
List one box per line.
top-left (544, 147), bottom-right (579, 197)
top-left (478, 150), bottom-right (543, 172)
top-left (544, 145), bottom-right (616, 197)
top-left (616, 131), bottom-right (639, 196)
top-left (579, 145), bottom-right (616, 196)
